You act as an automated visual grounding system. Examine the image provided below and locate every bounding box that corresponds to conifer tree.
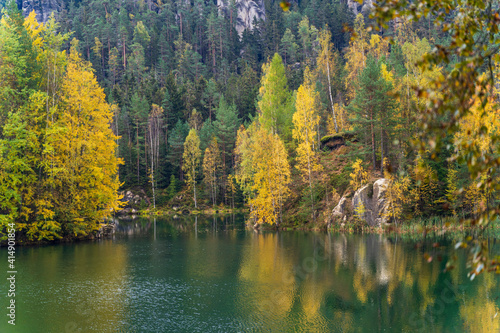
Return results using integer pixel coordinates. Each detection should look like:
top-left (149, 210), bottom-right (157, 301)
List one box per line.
top-left (348, 56), bottom-right (395, 172)
top-left (280, 28), bottom-right (298, 65)
top-left (168, 120), bottom-right (189, 180)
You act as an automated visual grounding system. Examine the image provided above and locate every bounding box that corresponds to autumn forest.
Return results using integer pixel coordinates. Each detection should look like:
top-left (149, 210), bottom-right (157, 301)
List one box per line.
top-left (1, 0), bottom-right (500, 244)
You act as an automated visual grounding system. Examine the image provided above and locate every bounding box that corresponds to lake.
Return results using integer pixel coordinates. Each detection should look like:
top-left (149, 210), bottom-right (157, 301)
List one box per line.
top-left (1, 215), bottom-right (499, 332)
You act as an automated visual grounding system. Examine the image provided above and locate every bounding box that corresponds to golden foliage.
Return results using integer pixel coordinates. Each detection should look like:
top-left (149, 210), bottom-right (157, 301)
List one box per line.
top-left (49, 49), bottom-right (122, 235)
top-left (293, 68), bottom-right (323, 218)
top-left (409, 156), bottom-right (438, 217)
top-left (454, 95), bottom-right (500, 155)
top-left (234, 123), bottom-right (291, 225)
top-left (349, 159), bottom-right (368, 190)
top-left (326, 103), bottom-right (349, 133)
top-left (250, 128), bottom-right (291, 225)
top-left (293, 70), bottom-right (323, 182)
top-left (383, 159), bottom-right (411, 223)
top-left (183, 129), bottom-right (201, 208)
top-left (344, 14), bottom-right (369, 101)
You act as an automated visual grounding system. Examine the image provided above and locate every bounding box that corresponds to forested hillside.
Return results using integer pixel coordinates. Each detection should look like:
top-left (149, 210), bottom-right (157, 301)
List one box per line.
top-left (43, 0), bottom-right (354, 198)
top-left (1, 0), bottom-right (500, 241)
top-left (0, 3), bottom-right (122, 241)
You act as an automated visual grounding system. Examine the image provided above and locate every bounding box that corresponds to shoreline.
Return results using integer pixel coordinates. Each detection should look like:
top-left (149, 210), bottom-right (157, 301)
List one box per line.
top-left (4, 212), bottom-right (500, 246)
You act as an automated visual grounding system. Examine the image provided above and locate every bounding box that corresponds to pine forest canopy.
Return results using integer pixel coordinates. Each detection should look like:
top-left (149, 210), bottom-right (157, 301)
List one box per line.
top-left (0, 0), bottom-right (499, 280)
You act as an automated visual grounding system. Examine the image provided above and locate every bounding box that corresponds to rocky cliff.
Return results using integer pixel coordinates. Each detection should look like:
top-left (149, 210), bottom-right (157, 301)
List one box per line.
top-left (352, 178), bottom-right (389, 226)
top-left (19, 0), bottom-right (265, 36)
top-left (18, 0), bottom-right (62, 23)
top-left (331, 178), bottom-right (390, 226)
top-left (217, 0), bottom-right (265, 37)
top-left (346, 0), bottom-right (374, 15)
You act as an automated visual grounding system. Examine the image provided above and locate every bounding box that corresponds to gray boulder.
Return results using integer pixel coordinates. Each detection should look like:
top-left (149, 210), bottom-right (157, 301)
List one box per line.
top-left (346, 0), bottom-right (374, 15)
top-left (352, 184), bottom-right (374, 224)
top-left (332, 196), bottom-right (348, 218)
top-left (351, 178), bottom-right (390, 226)
top-left (119, 190), bottom-right (150, 212)
top-left (373, 178), bottom-right (390, 225)
top-left (217, 0), bottom-right (265, 37)
top-left (21, 0), bottom-right (63, 23)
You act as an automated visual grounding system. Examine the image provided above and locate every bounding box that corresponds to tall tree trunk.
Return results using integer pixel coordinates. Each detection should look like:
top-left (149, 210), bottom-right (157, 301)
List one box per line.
top-left (212, 176), bottom-right (216, 209)
top-left (308, 157), bottom-right (314, 222)
top-left (180, 12), bottom-right (183, 36)
top-left (326, 59), bottom-right (338, 132)
top-left (193, 167), bottom-right (197, 208)
top-left (371, 111), bottom-right (376, 170)
top-left (123, 38), bottom-right (126, 69)
top-left (212, 45), bottom-right (216, 77)
top-left (151, 154), bottom-right (155, 208)
top-left (380, 121), bottom-right (384, 175)
top-left (306, 133), bottom-right (315, 222)
top-left (136, 124), bottom-right (140, 184)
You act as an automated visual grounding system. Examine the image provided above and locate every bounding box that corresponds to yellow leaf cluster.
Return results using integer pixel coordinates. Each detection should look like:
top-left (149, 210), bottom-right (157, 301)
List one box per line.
top-left (349, 159), bottom-right (368, 190)
top-left (409, 156), bottom-right (438, 217)
top-left (454, 95), bottom-right (500, 155)
top-left (293, 72), bottom-right (322, 182)
top-left (183, 129), bottom-right (201, 207)
top-left (383, 159), bottom-right (411, 223)
top-left (234, 124), bottom-right (291, 226)
top-left (344, 14), bottom-right (369, 101)
top-left (50, 50), bottom-right (122, 231)
top-left (250, 128), bottom-right (291, 225)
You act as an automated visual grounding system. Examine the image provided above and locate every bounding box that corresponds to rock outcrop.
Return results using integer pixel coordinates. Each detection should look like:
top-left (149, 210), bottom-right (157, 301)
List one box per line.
top-left (351, 178), bottom-right (389, 226)
top-left (320, 132), bottom-right (357, 151)
top-left (19, 0), bottom-right (63, 23)
top-left (19, 0), bottom-right (265, 35)
top-left (217, 0), bottom-right (265, 37)
top-left (372, 178), bottom-right (389, 224)
top-left (117, 190), bottom-right (150, 215)
top-left (346, 0), bottom-right (374, 15)
top-left (332, 196), bottom-right (348, 218)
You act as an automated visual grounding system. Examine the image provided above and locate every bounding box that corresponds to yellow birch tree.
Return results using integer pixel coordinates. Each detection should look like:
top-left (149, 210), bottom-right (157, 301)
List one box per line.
top-left (344, 14), bottom-right (369, 101)
top-left (203, 137), bottom-right (222, 208)
top-left (293, 67), bottom-right (322, 220)
top-left (349, 159), bottom-right (368, 190)
top-left (183, 128), bottom-right (201, 208)
top-left (50, 46), bottom-right (122, 236)
top-left (250, 127), bottom-right (291, 226)
top-left (317, 27), bottom-right (339, 132)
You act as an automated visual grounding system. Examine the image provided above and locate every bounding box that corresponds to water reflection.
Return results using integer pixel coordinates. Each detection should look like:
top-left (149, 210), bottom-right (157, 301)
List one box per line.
top-left (1, 216), bottom-right (499, 332)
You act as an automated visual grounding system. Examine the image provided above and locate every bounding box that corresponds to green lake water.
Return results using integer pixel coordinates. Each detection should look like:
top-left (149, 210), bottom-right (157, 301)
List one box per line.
top-left (1, 215), bottom-right (500, 332)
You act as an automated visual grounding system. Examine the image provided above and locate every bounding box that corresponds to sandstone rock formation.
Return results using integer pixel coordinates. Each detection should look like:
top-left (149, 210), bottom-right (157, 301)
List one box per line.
top-left (19, 0), bottom-right (62, 23)
top-left (332, 196), bottom-right (348, 218)
top-left (346, 0), bottom-right (374, 15)
top-left (351, 178), bottom-right (389, 226)
top-left (217, 0), bottom-right (265, 37)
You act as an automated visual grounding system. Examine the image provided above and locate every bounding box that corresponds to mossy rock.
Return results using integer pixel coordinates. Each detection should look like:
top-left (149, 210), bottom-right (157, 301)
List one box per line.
top-left (320, 131), bottom-right (357, 151)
